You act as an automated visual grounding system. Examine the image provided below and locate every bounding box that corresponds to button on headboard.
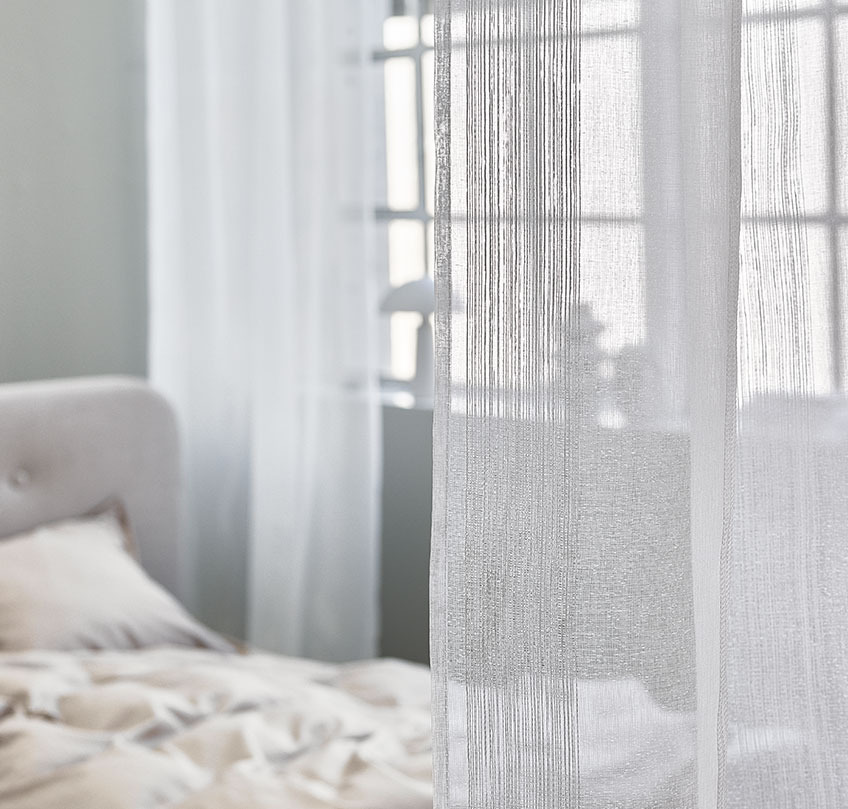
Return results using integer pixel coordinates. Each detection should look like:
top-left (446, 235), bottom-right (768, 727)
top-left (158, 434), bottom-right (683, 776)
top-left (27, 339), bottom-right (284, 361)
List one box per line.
top-left (0, 376), bottom-right (182, 598)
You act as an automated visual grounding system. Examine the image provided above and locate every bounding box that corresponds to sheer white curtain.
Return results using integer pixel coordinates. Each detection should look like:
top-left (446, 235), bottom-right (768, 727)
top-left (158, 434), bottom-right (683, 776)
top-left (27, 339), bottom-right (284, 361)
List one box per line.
top-left (147, 0), bottom-right (381, 662)
top-left (432, 1), bottom-right (848, 807)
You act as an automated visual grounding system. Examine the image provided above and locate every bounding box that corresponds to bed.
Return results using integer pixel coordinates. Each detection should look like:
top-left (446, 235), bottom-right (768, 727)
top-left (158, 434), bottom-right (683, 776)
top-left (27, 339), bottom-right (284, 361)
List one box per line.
top-left (0, 377), bottom-right (432, 809)
top-left (0, 378), bottom-right (794, 808)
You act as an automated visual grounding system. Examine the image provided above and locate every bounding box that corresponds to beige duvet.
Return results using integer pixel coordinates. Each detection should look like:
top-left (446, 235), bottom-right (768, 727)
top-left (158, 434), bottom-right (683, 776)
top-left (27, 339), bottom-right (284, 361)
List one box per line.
top-left (0, 647), bottom-right (432, 809)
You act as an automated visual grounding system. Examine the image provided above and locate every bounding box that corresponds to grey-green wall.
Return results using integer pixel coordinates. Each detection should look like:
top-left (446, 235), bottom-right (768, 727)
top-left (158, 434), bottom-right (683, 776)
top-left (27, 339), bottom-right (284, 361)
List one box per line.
top-left (0, 0), bottom-right (147, 383)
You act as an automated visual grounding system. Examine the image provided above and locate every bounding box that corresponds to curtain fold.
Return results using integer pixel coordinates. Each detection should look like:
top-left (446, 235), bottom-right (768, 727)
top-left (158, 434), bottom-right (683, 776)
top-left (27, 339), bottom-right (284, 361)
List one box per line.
top-left (431, 1), bottom-right (848, 807)
top-left (147, 0), bottom-right (381, 662)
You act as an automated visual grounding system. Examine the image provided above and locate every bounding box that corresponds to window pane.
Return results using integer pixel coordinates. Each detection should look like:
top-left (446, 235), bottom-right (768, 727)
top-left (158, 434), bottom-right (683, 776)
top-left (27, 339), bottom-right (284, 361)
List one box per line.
top-left (391, 312), bottom-right (420, 380)
top-left (581, 31), bottom-right (642, 218)
top-left (383, 15), bottom-right (418, 50)
top-left (839, 227), bottom-right (848, 389)
top-left (384, 57), bottom-right (419, 210)
top-left (581, 222), bottom-right (645, 353)
top-left (427, 220), bottom-right (434, 277)
top-left (837, 14), bottom-right (848, 215)
top-left (422, 48), bottom-right (435, 216)
top-left (796, 16), bottom-right (829, 215)
top-left (740, 222), bottom-right (834, 396)
top-left (806, 225), bottom-right (836, 395)
top-left (582, 0), bottom-right (639, 32)
top-left (421, 13), bottom-right (435, 47)
top-left (389, 219), bottom-right (426, 285)
top-left (742, 16), bottom-right (828, 216)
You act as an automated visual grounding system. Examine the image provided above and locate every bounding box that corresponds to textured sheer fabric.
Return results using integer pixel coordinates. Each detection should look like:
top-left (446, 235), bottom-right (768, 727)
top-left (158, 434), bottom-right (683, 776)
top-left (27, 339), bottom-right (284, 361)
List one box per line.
top-left (431, 1), bottom-right (848, 807)
top-left (147, 0), bottom-right (381, 661)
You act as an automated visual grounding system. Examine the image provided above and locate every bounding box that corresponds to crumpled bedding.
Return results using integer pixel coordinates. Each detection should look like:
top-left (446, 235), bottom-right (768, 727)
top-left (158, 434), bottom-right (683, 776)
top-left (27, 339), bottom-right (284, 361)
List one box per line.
top-left (0, 647), bottom-right (432, 809)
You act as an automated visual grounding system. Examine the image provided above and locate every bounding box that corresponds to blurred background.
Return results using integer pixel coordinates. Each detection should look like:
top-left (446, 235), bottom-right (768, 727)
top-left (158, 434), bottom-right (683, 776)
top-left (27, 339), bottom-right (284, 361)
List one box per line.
top-left (0, 0), bottom-right (436, 664)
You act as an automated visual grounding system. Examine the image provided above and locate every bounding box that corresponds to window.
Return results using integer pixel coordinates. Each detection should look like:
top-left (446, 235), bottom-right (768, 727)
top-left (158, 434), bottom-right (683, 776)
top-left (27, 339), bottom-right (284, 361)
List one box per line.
top-left (375, 0), bottom-right (435, 385)
top-left (370, 1), bottom-right (848, 401)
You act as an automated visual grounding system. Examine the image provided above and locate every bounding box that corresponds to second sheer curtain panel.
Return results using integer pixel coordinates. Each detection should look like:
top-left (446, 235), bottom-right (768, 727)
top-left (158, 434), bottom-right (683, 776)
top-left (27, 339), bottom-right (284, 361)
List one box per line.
top-left (148, 0), bottom-right (381, 662)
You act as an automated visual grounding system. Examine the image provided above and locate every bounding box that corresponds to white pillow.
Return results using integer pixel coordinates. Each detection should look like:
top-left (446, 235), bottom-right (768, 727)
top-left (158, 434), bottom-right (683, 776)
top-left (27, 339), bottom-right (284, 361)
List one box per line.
top-left (0, 511), bottom-right (234, 653)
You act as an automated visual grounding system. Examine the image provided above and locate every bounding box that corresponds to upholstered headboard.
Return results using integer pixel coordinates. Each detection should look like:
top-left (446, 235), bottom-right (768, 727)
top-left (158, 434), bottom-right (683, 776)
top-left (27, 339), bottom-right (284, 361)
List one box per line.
top-left (0, 376), bottom-right (182, 597)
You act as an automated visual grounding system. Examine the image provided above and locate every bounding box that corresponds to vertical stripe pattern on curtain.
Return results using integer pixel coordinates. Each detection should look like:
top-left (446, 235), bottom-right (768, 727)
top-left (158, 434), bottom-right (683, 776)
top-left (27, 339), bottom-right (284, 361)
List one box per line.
top-left (434, 0), bottom-right (848, 805)
top-left (432, 0), bottom-right (585, 805)
top-left (429, 0), bottom-right (814, 806)
top-left (433, 1), bottom-right (622, 805)
top-left (451, 0), bottom-right (581, 806)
